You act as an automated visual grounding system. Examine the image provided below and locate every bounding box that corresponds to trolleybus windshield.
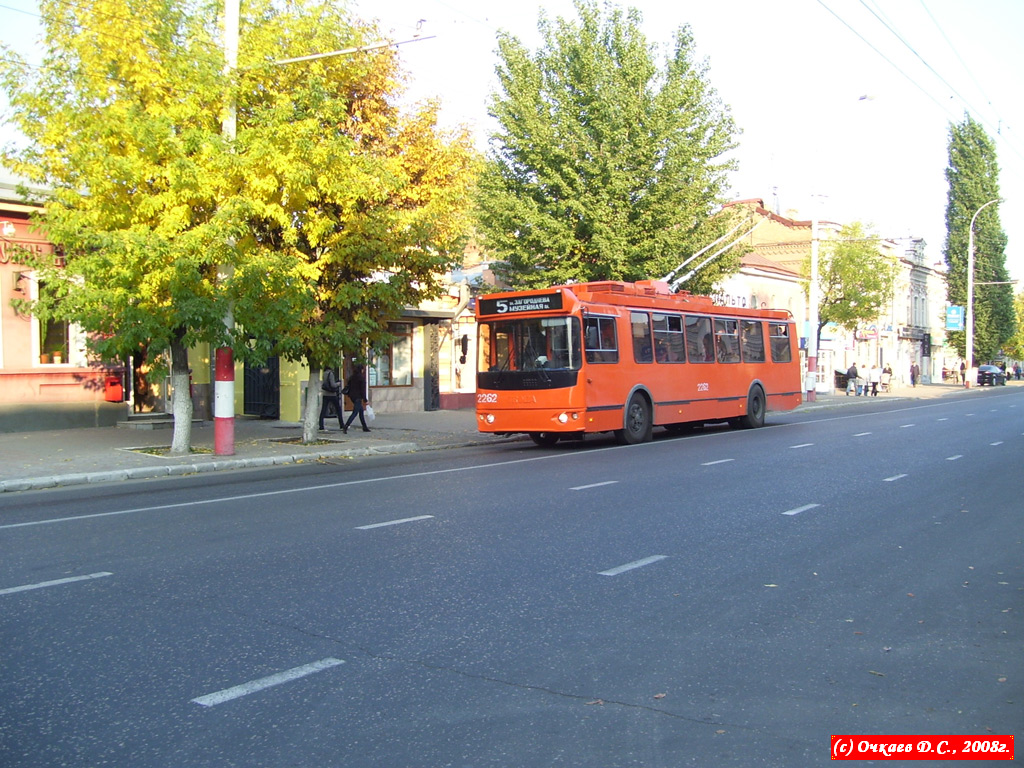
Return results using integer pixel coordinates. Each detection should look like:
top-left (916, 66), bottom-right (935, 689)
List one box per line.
top-left (478, 316), bottom-right (582, 390)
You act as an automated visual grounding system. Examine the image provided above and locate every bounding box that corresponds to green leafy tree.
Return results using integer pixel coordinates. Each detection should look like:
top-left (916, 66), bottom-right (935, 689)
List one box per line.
top-left (477, 0), bottom-right (740, 293)
top-left (803, 223), bottom-right (899, 353)
top-left (943, 115), bottom-right (1014, 365)
top-left (229, 0), bottom-right (479, 443)
top-left (1003, 291), bottom-right (1024, 361)
top-left (1, 0), bottom-right (240, 453)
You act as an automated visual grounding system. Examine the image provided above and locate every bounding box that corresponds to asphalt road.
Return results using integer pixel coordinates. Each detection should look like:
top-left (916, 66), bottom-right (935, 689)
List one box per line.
top-left (1, 390), bottom-right (1021, 767)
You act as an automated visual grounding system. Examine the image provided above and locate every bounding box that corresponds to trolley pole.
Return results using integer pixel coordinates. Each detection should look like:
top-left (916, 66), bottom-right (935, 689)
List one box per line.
top-left (214, 0), bottom-right (239, 455)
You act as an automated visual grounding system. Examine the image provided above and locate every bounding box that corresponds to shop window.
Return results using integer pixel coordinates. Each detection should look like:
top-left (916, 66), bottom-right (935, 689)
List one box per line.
top-left (39, 317), bottom-right (69, 364)
top-left (369, 323), bottom-right (413, 387)
top-left (30, 277), bottom-right (83, 366)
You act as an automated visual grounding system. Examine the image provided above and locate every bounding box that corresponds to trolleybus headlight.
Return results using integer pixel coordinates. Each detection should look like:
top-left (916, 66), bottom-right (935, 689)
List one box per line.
top-left (485, 414), bottom-right (495, 424)
top-left (557, 412), bottom-right (569, 424)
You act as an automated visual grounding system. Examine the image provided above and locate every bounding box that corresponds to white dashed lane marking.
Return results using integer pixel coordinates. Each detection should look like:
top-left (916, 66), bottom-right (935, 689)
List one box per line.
top-left (782, 504), bottom-right (821, 517)
top-left (355, 515), bottom-right (433, 530)
top-left (598, 556), bottom-right (668, 577)
top-left (0, 572), bottom-right (113, 596)
top-left (191, 658), bottom-right (345, 707)
top-left (571, 481), bottom-right (619, 491)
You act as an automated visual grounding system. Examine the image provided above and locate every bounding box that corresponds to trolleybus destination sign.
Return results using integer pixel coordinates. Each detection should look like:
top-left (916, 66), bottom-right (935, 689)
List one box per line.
top-left (478, 292), bottom-right (563, 315)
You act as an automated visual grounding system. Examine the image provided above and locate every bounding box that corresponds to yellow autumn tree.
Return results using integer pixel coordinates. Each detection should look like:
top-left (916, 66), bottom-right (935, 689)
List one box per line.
top-left (1, 0), bottom-right (479, 449)
top-left (230, 0), bottom-right (480, 442)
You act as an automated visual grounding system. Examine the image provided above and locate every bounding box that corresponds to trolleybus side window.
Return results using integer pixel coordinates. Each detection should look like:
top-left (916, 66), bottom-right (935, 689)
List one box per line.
top-left (686, 315), bottom-right (714, 362)
top-left (770, 323), bottom-right (793, 363)
top-left (653, 313), bottom-right (686, 363)
top-left (714, 318), bottom-right (740, 363)
top-left (741, 320), bottom-right (766, 363)
top-left (631, 312), bottom-right (653, 364)
top-left (584, 316), bottom-right (619, 363)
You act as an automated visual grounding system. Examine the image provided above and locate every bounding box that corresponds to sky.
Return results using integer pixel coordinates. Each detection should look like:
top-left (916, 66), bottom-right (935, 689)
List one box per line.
top-left (348, 0), bottom-right (1024, 281)
top-left (3, 0), bottom-right (1024, 281)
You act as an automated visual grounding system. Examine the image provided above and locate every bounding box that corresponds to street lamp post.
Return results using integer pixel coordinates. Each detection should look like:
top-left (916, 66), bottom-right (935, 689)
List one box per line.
top-left (806, 206), bottom-right (820, 402)
top-left (965, 197), bottom-right (1002, 387)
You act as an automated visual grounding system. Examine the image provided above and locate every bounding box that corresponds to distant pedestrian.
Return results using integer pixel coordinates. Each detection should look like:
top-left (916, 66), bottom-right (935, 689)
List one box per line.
top-left (869, 364), bottom-right (881, 396)
top-left (846, 363), bottom-right (858, 396)
top-left (960, 361), bottom-right (966, 385)
top-left (343, 364), bottom-right (371, 434)
top-left (319, 366), bottom-right (344, 431)
top-left (910, 362), bottom-right (920, 388)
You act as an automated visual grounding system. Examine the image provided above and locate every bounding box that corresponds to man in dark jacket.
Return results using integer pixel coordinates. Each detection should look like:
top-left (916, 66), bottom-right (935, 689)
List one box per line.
top-left (319, 367), bottom-right (344, 431)
top-left (343, 364), bottom-right (371, 434)
top-left (845, 364), bottom-right (858, 396)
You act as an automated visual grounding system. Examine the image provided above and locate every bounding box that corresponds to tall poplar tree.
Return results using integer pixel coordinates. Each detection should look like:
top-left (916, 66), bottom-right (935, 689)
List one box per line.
top-left (477, 0), bottom-right (740, 293)
top-left (943, 115), bottom-right (1014, 365)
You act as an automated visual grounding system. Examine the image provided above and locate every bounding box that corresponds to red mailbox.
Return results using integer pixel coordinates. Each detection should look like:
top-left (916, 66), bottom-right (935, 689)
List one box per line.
top-left (104, 375), bottom-right (124, 403)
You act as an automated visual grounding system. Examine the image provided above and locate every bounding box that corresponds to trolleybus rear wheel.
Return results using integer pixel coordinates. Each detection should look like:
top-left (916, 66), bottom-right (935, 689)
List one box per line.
top-left (732, 384), bottom-right (765, 429)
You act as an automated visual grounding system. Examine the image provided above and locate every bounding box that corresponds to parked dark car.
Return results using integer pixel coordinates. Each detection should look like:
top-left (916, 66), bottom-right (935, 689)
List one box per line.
top-left (977, 364), bottom-right (1007, 386)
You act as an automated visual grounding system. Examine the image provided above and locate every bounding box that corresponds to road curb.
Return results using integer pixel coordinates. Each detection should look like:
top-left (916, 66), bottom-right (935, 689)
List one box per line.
top-left (0, 441), bottom-right (426, 493)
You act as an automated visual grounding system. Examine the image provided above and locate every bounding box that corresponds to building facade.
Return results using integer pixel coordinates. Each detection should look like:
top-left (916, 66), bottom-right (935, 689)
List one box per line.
top-left (728, 199), bottom-right (952, 392)
top-left (0, 178), bottom-right (124, 432)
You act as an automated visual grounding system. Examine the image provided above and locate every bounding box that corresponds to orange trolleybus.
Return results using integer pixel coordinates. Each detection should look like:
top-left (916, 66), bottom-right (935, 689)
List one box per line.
top-left (475, 279), bottom-right (802, 446)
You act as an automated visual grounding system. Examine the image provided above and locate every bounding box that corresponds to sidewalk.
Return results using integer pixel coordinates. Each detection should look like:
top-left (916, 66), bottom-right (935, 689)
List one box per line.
top-left (0, 380), bottom-right (998, 493)
top-left (0, 409), bottom-right (503, 493)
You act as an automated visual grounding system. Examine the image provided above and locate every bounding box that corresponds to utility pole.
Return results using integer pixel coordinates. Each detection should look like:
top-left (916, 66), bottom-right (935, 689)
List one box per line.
top-left (806, 201), bottom-right (820, 402)
top-left (214, 0), bottom-right (239, 456)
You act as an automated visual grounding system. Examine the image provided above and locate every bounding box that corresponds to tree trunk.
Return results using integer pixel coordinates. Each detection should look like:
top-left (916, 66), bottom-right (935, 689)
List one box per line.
top-left (302, 359), bottom-right (321, 444)
top-left (168, 332), bottom-right (193, 455)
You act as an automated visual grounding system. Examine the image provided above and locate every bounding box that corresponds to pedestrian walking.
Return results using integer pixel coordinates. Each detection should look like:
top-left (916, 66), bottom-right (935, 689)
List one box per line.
top-left (910, 362), bottom-right (920, 387)
top-left (846, 363), bottom-right (858, 396)
top-left (869, 364), bottom-right (881, 396)
top-left (960, 361), bottom-right (966, 385)
top-left (318, 366), bottom-right (344, 431)
top-left (343, 364), bottom-right (371, 434)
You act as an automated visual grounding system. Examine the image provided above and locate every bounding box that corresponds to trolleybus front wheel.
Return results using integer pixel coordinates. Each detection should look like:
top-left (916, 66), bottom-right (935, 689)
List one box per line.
top-left (529, 432), bottom-right (560, 447)
top-left (617, 393), bottom-right (653, 445)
